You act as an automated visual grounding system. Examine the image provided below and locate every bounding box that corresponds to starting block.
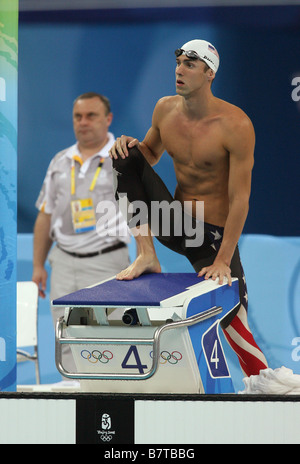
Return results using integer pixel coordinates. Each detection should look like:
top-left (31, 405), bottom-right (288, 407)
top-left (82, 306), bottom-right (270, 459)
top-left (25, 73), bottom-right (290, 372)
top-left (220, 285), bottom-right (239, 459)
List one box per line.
top-left (53, 273), bottom-right (240, 394)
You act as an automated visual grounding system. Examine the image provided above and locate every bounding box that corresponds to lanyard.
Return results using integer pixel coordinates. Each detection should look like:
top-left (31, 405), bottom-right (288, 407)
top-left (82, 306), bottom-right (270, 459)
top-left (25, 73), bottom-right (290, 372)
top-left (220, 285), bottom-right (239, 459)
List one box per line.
top-left (71, 155), bottom-right (105, 196)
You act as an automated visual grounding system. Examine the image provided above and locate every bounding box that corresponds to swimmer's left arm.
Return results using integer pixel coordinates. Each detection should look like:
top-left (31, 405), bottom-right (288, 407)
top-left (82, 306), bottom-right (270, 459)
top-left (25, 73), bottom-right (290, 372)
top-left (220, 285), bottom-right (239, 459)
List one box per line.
top-left (199, 113), bottom-right (255, 285)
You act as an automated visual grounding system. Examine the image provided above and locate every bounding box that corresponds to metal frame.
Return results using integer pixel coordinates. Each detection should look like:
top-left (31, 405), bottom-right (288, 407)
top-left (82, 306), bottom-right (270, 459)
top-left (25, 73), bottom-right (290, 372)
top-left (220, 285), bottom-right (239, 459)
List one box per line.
top-left (17, 347), bottom-right (40, 385)
top-left (55, 305), bottom-right (222, 381)
top-left (17, 281), bottom-right (41, 385)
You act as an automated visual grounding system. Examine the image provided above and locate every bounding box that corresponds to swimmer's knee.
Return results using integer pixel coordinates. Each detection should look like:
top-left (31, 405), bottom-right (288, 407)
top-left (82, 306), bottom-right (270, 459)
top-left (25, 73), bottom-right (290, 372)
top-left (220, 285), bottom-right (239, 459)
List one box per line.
top-left (112, 146), bottom-right (144, 174)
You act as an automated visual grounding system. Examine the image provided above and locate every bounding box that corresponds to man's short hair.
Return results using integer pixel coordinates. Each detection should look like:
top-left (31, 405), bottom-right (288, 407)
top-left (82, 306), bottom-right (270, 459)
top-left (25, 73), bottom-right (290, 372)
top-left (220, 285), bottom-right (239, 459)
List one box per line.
top-left (73, 92), bottom-right (111, 115)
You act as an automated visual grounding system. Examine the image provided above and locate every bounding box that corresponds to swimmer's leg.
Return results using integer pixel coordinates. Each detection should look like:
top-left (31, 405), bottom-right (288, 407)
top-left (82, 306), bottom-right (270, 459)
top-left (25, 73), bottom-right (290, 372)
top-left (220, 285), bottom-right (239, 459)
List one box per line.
top-left (191, 243), bottom-right (268, 377)
top-left (222, 305), bottom-right (268, 377)
top-left (221, 248), bottom-right (268, 376)
top-left (112, 146), bottom-right (175, 280)
top-left (116, 225), bottom-right (161, 280)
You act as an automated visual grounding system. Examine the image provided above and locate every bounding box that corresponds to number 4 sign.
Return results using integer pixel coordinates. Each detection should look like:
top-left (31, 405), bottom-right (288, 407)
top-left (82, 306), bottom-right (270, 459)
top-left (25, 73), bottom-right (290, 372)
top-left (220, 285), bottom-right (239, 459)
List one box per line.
top-left (121, 345), bottom-right (148, 374)
top-left (202, 321), bottom-right (230, 379)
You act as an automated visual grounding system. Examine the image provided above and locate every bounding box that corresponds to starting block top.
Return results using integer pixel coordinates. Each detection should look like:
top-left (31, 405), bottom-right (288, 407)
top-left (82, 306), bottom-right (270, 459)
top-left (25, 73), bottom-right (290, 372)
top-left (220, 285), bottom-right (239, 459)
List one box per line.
top-left (52, 273), bottom-right (204, 308)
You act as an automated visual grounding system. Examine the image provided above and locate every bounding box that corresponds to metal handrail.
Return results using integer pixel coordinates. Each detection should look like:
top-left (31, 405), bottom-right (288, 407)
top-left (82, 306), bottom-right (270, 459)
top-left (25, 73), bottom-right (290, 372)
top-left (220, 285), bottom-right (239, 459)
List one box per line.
top-left (55, 305), bottom-right (222, 381)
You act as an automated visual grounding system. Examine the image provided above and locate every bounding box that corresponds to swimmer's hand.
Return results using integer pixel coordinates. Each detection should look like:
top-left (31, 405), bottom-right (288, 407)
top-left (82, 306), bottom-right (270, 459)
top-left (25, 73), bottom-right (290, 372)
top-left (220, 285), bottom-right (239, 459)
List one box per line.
top-left (109, 135), bottom-right (140, 159)
top-left (198, 258), bottom-right (232, 286)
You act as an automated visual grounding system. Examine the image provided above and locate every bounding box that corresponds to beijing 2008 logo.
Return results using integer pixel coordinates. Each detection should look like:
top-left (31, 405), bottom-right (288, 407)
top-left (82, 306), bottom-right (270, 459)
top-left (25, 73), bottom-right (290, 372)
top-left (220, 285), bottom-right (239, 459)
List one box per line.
top-left (97, 413), bottom-right (116, 442)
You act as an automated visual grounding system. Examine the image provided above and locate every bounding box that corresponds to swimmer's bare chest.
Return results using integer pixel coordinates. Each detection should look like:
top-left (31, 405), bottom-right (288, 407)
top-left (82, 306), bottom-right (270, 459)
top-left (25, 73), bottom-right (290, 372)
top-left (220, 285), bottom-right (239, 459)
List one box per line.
top-left (160, 113), bottom-right (229, 196)
top-left (158, 111), bottom-right (230, 225)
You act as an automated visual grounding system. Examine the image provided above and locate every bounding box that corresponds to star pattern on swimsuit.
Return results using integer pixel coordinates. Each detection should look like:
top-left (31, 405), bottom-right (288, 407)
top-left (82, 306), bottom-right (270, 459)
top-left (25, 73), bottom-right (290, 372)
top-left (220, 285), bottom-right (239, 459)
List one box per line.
top-left (210, 229), bottom-right (222, 241)
top-left (208, 229), bottom-right (223, 251)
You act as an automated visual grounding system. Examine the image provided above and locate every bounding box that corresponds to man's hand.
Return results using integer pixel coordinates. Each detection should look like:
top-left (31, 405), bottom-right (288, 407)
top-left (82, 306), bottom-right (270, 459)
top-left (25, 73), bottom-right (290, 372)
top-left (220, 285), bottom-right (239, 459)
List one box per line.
top-left (32, 266), bottom-right (48, 298)
top-left (198, 258), bottom-right (232, 286)
top-left (109, 135), bottom-right (140, 159)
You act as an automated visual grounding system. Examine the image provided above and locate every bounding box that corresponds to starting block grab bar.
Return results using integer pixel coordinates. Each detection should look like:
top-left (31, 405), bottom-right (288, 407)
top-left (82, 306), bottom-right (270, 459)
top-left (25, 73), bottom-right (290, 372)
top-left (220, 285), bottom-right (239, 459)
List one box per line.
top-left (55, 305), bottom-right (222, 381)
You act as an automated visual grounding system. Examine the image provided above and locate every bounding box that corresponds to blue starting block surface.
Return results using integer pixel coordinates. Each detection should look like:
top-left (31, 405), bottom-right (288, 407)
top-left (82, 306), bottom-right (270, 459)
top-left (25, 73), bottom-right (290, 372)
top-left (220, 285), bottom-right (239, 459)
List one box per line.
top-left (53, 273), bottom-right (203, 307)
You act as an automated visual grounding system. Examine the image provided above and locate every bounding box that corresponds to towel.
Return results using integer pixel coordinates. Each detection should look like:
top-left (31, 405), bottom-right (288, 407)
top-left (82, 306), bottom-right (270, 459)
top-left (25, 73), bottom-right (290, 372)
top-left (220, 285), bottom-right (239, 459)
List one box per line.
top-left (239, 366), bottom-right (300, 395)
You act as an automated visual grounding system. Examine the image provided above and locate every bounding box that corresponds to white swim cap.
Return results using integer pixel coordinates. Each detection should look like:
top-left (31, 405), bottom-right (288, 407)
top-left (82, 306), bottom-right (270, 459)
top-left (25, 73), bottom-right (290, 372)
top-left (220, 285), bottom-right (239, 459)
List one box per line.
top-left (178, 39), bottom-right (220, 73)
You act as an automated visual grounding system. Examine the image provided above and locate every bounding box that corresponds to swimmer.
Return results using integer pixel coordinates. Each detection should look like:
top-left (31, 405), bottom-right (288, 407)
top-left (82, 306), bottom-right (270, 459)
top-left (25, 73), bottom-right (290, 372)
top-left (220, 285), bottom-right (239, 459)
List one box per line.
top-left (109, 39), bottom-right (269, 377)
top-left (110, 39), bottom-right (253, 286)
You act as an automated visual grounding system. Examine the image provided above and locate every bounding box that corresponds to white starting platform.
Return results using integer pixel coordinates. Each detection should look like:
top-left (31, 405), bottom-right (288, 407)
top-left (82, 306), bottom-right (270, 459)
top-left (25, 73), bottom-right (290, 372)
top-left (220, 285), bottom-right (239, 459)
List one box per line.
top-left (53, 273), bottom-right (240, 394)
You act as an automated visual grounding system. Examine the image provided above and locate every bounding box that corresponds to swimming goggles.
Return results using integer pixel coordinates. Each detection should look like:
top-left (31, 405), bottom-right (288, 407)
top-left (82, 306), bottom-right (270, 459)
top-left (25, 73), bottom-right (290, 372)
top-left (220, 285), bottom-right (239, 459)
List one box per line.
top-left (175, 49), bottom-right (202, 61)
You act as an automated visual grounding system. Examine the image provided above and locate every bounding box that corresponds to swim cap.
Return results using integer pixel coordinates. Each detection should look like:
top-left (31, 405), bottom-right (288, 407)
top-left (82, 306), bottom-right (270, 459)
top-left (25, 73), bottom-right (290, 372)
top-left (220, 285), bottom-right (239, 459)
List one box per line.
top-left (180, 39), bottom-right (220, 73)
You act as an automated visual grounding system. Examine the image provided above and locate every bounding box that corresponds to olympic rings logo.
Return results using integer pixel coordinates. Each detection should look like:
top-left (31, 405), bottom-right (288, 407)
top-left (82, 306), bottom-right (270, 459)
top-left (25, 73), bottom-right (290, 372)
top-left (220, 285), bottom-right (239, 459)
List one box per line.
top-left (100, 434), bottom-right (113, 442)
top-left (81, 350), bottom-right (113, 364)
top-left (150, 350), bottom-right (183, 365)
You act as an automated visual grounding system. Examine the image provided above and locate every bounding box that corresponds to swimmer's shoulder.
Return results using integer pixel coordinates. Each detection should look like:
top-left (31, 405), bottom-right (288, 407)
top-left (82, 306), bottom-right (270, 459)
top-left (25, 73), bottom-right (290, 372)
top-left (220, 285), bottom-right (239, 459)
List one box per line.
top-left (154, 95), bottom-right (180, 112)
top-left (152, 95), bottom-right (180, 122)
top-left (216, 98), bottom-right (255, 135)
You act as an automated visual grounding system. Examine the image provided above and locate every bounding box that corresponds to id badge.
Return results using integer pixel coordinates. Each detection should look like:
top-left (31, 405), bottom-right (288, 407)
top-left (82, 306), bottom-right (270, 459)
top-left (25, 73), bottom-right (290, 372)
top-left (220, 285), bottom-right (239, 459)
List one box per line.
top-left (71, 198), bottom-right (96, 234)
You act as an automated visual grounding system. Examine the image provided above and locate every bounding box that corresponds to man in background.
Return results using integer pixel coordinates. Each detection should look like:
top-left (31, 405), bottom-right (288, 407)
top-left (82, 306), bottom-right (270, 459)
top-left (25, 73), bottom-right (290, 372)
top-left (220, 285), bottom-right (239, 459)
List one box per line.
top-left (33, 92), bottom-right (131, 385)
